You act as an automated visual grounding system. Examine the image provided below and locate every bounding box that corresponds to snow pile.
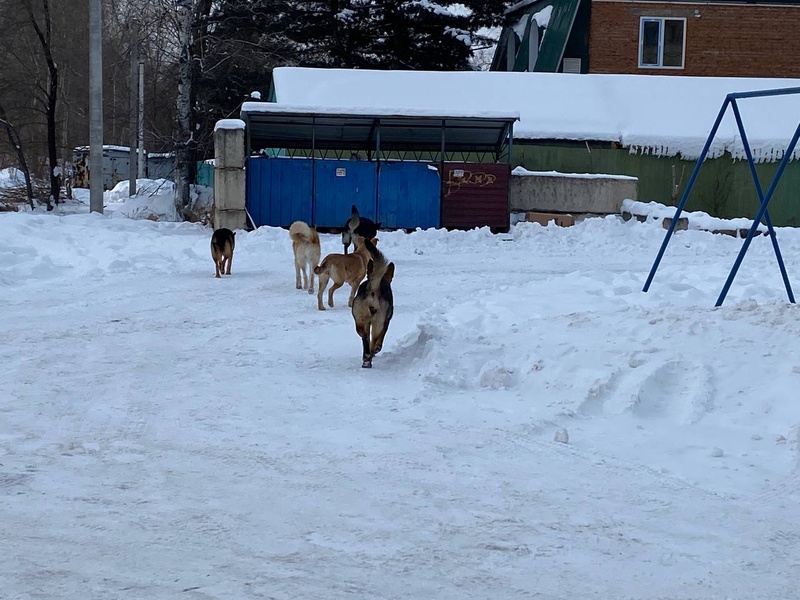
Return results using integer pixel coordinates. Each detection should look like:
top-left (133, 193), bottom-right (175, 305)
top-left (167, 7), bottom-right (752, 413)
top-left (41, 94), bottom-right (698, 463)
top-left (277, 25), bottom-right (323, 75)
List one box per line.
top-left (107, 178), bottom-right (180, 222)
top-left (188, 183), bottom-right (214, 217)
top-left (0, 167), bottom-right (25, 188)
top-left (622, 198), bottom-right (769, 233)
top-left (266, 67), bottom-right (800, 160)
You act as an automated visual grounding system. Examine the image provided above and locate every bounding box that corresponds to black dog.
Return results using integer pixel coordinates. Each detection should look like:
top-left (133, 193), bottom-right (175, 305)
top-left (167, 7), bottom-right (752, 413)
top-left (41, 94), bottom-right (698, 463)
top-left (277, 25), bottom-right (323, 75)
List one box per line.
top-left (342, 205), bottom-right (380, 254)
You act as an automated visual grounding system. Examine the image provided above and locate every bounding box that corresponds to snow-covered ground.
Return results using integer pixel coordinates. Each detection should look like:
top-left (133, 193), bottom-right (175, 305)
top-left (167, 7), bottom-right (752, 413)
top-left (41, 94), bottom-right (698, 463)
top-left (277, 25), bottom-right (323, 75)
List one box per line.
top-left (2, 178), bottom-right (212, 222)
top-left (3, 206), bottom-right (800, 599)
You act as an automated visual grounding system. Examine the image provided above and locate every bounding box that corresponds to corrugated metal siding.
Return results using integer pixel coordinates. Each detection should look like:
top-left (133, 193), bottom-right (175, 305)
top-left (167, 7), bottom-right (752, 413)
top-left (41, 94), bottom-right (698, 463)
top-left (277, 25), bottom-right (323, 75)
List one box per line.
top-left (313, 159), bottom-right (377, 228)
top-left (246, 157), bottom-right (313, 227)
top-left (377, 162), bottom-right (440, 229)
top-left (440, 162), bottom-right (510, 230)
top-left (515, 143), bottom-right (800, 227)
top-left (195, 162), bottom-right (214, 188)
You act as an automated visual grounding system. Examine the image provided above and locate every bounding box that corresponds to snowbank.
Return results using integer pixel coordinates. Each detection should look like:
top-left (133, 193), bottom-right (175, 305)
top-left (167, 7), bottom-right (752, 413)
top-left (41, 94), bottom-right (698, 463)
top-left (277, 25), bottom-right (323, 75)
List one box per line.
top-left (100, 179), bottom-right (213, 223)
top-left (622, 198), bottom-right (769, 233)
top-left (107, 179), bottom-right (180, 222)
top-left (0, 167), bottom-right (25, 188)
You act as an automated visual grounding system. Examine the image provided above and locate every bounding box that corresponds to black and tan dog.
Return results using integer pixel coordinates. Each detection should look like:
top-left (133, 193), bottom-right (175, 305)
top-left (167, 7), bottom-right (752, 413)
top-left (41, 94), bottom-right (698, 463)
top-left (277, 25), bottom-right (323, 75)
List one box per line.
top-left (210, 227), bottom-right (235, 278)
top-left (342, 204), bottom-right (380, 255)
top-left (351, 239), bottom-right (394, 368)
top-left (314, 236), bottom-right (378, 311)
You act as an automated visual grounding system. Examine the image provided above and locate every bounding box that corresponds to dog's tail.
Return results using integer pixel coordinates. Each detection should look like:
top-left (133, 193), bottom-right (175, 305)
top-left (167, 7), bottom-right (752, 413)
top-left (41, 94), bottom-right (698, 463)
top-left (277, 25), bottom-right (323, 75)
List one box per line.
top-left (313, 258), bottom-right (329, 275)
top-left (289, 220), bottom-right (315, 243)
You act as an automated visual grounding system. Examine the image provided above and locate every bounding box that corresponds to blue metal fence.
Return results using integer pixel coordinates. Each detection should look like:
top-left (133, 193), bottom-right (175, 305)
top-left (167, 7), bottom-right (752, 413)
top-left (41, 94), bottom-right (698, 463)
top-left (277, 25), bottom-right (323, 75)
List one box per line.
top-left (246, 157), bottom-right (442, 230)
top-left (378, 162), bottom-right (440, 229)
top-left (247, 157), bottom-right (313, 227)
top-left (313, 160), bottom-right (377, 228)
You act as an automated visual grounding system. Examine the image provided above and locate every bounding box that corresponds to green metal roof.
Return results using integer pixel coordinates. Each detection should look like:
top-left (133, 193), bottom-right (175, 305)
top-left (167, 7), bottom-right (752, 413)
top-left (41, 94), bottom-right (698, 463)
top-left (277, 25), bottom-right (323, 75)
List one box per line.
top-left (492, 0), bottom-right (586, 73)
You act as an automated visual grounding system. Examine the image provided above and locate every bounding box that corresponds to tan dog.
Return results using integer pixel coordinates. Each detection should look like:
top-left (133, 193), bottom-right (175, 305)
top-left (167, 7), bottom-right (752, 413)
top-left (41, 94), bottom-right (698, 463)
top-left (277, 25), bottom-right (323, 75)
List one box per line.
top-left (289, 221), bottom-right (321, 294)
top-left (314, 236), bottom-right (378, 311)
top-left (210, 228), bottom-right (235, 278)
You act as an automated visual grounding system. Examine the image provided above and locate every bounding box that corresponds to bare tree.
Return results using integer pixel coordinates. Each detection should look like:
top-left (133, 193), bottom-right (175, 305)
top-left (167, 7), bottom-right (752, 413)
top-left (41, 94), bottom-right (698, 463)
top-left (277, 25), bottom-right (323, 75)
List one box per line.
top-left (174, 0), bottom-right (213, 218)
top-left (0, 102), bottom-right (35, 209)
top-left (24, 0), bottom-right (59, 208)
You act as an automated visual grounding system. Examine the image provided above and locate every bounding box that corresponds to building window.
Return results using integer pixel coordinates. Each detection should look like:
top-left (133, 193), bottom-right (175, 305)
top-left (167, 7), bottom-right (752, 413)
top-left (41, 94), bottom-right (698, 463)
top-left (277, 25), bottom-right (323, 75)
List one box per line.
top-left (639, 17), bottom-right (686, 69)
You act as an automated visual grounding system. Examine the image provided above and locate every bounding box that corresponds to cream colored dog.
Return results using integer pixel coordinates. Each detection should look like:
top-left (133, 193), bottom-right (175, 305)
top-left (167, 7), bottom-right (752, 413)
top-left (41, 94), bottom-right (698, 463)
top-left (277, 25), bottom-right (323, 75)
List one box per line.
top-left (289, 221), bottom-right (321, 294)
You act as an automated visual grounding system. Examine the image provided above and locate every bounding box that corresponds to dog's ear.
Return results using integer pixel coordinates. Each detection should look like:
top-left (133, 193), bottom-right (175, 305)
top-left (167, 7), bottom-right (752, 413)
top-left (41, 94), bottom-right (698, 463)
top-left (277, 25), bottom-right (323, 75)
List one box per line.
top-left (372, 237), bottom-right (379, 246)
top-left (366, 259), bottom-right (374, 278)
top-left (383, 262), bottom-right (395, 284)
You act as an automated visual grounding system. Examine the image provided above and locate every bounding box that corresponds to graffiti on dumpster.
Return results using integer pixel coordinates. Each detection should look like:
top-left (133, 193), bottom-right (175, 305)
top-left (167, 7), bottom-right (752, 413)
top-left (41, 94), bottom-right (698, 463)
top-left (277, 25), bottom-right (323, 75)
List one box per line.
top-left (444, 169), bottom-right (497, 197)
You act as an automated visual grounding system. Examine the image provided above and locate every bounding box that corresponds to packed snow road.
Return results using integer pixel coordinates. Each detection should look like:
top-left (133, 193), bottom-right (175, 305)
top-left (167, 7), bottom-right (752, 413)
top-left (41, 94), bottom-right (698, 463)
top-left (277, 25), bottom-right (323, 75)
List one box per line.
top-left (2, 210), bottom-right (800, 599)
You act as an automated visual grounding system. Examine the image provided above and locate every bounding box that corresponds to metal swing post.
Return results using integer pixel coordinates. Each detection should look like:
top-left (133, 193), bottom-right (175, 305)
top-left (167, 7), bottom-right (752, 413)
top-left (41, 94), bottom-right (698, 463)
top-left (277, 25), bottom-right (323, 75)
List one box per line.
top-left (643, 96), bottom-right (732, 292)
top-left (726, 99), bottom-right (794, 305)
top-left (715, 121), bottom-right (800, 307)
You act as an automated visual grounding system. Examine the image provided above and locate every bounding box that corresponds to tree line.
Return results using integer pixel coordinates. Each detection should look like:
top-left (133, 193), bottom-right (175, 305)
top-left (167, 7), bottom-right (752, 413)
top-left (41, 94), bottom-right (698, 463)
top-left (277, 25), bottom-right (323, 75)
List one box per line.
top-left (0, 0), bottom-right (512, 213)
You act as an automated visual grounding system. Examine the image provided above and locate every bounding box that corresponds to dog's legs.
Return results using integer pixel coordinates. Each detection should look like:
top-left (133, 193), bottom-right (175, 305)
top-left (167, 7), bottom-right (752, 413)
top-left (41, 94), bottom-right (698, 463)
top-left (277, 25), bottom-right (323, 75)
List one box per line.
top-left (317, 272), bottom-right (329, 310)
top-left (361, 332), bottom-right (373, 368)
top-left (328, 281), bottom-right (343, 308)
top-left (356, 321), bottom-right (372, 368)
top-left (295, 261), bottom-right (303, 289)
top-left (225, 252), bottom-right (232, 275)
top-left (371, 317), bottom-right (391, 356)
top-left (306, 263), bottom-right (315, 294)
top-left (214, 258), bottom-right (221, 278)
top-left (347, 283), bottom-right (358, 308)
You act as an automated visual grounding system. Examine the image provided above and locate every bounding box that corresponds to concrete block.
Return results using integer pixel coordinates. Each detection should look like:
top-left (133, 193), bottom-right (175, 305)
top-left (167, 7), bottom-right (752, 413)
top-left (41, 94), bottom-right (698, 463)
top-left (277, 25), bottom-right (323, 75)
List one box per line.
top-left (525, 211), bottom-right (575, 227)
top-left (213, 208), bottom-right (246, 231)
top-left (662, 216), bottom-right (689, 231)
top-left (214, 168), bottom-right (245, 211)
top-left (511, 172), bottom-right (637, 214)
top-left (214, 127), bottom-right (245, 170)
top-left (622, 211), bottom-right (688, 231)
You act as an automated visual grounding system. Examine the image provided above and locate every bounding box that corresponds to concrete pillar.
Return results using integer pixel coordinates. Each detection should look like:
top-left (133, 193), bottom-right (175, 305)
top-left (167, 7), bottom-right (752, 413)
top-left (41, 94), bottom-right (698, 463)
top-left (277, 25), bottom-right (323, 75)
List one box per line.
top-left (213, 119), bottom-right (247, 230)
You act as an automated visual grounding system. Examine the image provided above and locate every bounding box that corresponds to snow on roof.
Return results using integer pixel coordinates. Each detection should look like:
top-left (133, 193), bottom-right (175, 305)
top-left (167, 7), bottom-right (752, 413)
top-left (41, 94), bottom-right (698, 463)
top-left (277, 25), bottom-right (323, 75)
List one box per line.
top-left (240, 101), bottom-right (519, 122)
top-left (73, 145), bottom-right (136, 153)
top-left (271, 67), bottom-right (800, 161)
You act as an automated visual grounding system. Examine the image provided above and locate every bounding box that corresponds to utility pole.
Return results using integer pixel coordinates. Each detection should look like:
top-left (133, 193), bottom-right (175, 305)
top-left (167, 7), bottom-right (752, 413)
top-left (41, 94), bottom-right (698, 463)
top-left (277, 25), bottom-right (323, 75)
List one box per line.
top-left (89, 0), bottom-right (103, 214)
top-left (128, 21), bottom-right (138, 196)
top-left (138, 60), bottom-right (145, 179)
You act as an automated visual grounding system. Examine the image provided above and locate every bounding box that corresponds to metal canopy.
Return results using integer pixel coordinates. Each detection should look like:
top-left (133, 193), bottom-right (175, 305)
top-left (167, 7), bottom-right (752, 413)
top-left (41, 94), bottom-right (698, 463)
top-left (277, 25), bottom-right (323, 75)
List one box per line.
top-left (240, 108), bottom-right (517, 156)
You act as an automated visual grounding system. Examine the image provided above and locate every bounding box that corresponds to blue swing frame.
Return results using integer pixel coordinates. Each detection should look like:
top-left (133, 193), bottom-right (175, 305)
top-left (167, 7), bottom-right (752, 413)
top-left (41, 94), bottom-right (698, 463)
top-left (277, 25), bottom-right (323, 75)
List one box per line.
top-left (642, 87), bottom-right (800, 307)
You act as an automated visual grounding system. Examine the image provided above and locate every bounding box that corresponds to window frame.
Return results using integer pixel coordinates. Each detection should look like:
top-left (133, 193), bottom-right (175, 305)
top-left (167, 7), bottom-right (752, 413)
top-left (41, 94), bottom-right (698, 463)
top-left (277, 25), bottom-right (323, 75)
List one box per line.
top-left (638, 16), bottom-right (687, 70)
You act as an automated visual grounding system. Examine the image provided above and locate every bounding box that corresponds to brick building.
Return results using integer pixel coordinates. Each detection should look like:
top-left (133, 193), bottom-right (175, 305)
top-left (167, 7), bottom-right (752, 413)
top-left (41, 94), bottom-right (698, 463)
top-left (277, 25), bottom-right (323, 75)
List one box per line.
top-left (590, 0), bottom-right (800, 77)
top-left (491, 0), bottom-right (800, 78)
